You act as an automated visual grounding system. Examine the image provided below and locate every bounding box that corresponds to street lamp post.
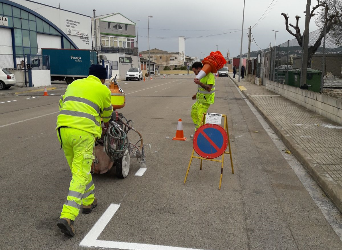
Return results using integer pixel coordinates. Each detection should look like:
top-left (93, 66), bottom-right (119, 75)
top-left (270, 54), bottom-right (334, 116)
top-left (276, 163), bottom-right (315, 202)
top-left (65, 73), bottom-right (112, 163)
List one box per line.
top-left (238, 0), bottom-right (246, 82)
top-left (272, 30), bottom-right (279, 81)
top-left (148, 16), bottom-right (153, 76)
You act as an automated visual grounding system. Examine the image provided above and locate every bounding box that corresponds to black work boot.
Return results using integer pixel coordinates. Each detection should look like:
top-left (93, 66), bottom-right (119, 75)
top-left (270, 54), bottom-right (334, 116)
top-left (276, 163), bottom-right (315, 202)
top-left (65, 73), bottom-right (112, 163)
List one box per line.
top-left (82, 198), bottom-right (98, 214)
top-left (57, 218), bottom-right (75, 237)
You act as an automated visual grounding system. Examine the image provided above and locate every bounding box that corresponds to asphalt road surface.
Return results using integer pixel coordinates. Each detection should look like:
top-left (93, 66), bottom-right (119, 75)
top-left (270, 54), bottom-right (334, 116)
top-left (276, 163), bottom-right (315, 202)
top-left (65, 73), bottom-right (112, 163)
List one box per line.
top-left (0, 76), bottom-right (341, 250)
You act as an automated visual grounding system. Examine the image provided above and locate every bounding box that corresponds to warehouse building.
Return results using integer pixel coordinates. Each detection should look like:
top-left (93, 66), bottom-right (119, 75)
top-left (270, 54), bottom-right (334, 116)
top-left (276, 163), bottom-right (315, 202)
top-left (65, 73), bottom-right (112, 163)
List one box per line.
top-left (0, 0), bottom-right (91, 69)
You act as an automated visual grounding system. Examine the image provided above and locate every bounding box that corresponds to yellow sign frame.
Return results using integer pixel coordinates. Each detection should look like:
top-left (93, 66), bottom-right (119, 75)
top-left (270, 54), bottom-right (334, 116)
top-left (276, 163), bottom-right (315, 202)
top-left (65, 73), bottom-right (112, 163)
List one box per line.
top-left (184, 114), bottom-right (234, 190)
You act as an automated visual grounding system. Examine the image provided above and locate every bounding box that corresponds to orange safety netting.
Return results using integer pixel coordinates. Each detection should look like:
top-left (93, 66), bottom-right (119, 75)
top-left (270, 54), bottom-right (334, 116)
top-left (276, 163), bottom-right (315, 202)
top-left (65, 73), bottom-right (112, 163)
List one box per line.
top-left (202, 51), bottom-right (227, 74)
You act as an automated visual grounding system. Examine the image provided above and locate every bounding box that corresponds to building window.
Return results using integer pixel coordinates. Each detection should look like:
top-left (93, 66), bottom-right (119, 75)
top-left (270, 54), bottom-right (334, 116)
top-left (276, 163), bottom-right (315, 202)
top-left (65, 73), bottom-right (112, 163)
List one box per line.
top-left (118, 24), bottom-right (122, 30)
top-left (29, 20), bottom-right (36, 31)
top-left (14, 29), bottom-right (22, 46)
top-left (113, 61), bottom-right (118, 70)
top-left (118, 37), bottom-right (126, 48)
top-left (125, 24), bottom-right (128, 31)
top-left (21, 10), bottom-right (29, 20)
top-left (30, 31), bottom-right (37, 47)
top-left (13, 7), bottom-right (20, 18)
top-left (36, 18), bottom-right (43, 32)
top-left (101, 36), bottom-right (109, 47)
top-left (3, 4), bottom-right (12, 16)
top-left (43, 22), bottom-right (49, 33)
top-left (108, 22), bottom-right (110, 29)
top-left (127, 38), bottom-right (134, 48)
top-left (21, 19), bottom-right (29, 30)
top-left (22, 30), bottom-right (30, 47)
top-left (13, 17), bottom-right (21, 28)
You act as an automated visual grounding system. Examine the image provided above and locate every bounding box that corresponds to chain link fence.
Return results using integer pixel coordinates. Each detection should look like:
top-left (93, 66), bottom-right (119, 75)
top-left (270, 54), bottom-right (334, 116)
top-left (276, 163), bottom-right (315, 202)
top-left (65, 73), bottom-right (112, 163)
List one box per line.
top-left (255, 30), bottom-right (342, 95)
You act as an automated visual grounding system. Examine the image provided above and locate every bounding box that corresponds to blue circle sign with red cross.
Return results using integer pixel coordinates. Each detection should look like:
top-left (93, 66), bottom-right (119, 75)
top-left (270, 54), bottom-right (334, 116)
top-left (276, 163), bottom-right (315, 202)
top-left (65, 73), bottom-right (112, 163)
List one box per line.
top-left (193, 124), bottom-right (228, 159)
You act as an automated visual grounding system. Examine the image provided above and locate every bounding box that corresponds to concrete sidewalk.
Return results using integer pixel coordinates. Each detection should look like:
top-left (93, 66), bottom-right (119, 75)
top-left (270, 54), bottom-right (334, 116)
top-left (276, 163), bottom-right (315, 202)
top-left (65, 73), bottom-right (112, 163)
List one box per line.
top-left (229, 73), bottom-right (342, 213)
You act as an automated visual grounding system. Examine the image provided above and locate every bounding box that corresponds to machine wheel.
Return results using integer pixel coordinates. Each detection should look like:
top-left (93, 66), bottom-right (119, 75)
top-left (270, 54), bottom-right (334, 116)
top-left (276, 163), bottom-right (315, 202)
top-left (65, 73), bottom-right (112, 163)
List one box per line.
top-left (115, 149), bottom-right (130, 179)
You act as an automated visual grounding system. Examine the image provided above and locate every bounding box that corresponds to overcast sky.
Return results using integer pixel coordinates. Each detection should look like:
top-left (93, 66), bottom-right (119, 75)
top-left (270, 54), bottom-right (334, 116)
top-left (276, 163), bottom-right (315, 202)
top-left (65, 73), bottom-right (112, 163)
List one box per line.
top-left (33, 0), bottom-right (320, 58)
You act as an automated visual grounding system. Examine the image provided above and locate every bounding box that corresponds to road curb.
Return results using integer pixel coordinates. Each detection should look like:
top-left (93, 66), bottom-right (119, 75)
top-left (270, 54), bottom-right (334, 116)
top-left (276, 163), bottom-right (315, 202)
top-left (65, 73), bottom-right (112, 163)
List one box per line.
top-left (229, 75), bottom-right (342, 213)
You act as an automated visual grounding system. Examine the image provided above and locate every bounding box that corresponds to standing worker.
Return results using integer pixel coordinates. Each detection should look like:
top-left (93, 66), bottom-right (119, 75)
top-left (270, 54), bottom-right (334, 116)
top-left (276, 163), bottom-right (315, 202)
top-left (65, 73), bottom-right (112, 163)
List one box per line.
top-left (56, 64), bottom-right (113, 237)
top-left (233, 65), bottom-right (237, 78)
top-left (241, 65), bottom-right (246, 79)
top-left (190, 62), bottom-right (215, 137)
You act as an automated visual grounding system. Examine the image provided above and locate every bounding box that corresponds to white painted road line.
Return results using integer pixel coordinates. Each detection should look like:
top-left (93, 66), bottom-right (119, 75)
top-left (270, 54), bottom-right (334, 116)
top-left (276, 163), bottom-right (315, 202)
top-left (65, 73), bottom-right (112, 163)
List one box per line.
top-left (80, 203), bottom-right (206, 250)
top-left (0, 111), bottom-right (59, 128)
top-left (135, 168), bottom-right (147, 176)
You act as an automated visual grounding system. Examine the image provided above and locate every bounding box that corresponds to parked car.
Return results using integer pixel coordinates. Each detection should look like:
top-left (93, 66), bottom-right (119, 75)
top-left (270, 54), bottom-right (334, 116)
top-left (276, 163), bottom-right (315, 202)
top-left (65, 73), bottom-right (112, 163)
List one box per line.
top-left (126, 68), bottom-right (143, 81)
top-left (218, 67), bottom-right (229, 77)
top-left (0, 68), bottom-right (16, 90)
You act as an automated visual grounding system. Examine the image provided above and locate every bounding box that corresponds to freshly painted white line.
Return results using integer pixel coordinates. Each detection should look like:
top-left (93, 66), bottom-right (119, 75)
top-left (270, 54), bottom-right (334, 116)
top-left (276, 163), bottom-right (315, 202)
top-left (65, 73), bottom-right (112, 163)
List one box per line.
top-left (0, 111), bottom-right (59, 128)
top-left (80, 203), bottom-right (206, 250)
top-left (231, 80), bottom-right (342, 240)
top-left (13, 100), bottom-right (17, 101)
top-left (250, 94), bottom-right (280, 97)
top-left (0, 102), bottom-right (5, 104)
top-left (32, 97), bottom-right (36, 99)
top-left (135, 168), bottom-right (147, 176)
top-left (7, 101), bottom-right (11, 103)
top-left (26, 98), bottom-right (30, 99)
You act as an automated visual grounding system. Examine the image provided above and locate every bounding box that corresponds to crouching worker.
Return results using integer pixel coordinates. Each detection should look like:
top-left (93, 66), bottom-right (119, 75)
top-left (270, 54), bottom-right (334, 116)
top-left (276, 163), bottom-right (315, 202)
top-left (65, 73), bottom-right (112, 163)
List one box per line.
top-left (56, 64), bottom-right (113, 237)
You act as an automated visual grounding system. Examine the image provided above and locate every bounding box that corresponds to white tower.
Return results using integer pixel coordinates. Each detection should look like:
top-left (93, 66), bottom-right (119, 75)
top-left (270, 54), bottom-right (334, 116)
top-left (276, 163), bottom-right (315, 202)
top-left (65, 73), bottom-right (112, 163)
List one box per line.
top-left (179, 36), bottom-right (185, 62)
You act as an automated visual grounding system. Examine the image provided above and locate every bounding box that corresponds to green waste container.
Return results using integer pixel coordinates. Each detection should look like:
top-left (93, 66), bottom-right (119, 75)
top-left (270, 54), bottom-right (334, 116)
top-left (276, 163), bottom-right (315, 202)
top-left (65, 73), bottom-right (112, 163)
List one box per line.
top-left (306, 69), bottom-right (322, 92)
top-left (285, 70), bottom-right (301, 87)
top-left (285, 69), bottom-right (322, 92)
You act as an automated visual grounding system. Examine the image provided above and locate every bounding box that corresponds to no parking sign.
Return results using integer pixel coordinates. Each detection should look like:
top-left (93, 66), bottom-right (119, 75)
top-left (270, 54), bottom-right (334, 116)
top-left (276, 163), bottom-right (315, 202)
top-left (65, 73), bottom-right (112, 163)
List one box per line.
top-left (193, 124), bottom-right (228, 159)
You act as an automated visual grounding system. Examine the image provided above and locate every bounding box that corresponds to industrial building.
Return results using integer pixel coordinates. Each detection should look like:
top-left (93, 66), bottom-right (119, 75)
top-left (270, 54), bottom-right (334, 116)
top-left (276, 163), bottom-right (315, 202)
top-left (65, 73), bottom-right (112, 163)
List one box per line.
top-left (0, 0), bottom-right (139, 83)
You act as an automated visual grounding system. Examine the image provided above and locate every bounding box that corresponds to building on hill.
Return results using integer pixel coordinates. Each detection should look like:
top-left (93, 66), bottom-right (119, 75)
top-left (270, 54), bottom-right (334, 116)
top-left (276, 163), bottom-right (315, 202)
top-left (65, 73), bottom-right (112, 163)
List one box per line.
top-left (139, 48), bottom-right (186, 71)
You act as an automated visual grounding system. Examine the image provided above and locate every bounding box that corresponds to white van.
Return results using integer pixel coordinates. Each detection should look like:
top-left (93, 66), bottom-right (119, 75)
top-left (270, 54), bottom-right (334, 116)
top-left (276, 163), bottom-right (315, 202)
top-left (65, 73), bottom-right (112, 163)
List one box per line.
top-left (218, 67), bottom-right (229, 77)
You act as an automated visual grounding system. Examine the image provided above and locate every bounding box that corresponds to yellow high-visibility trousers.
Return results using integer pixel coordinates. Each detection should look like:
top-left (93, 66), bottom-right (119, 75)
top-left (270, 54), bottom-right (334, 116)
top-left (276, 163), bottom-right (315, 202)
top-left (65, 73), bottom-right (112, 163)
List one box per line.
top-left (58, 127), bottom-right (95, 221)
top-left (191, 101), bottom-right (210, 129)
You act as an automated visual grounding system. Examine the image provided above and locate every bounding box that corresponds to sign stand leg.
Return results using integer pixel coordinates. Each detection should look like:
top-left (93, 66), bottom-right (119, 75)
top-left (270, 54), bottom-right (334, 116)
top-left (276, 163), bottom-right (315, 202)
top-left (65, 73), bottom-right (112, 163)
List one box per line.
top-left (184, 149), bottom-right (195, 184)
top-left (223, 115), bottom-right (234, 174)
top-left (200, 159), bottom-right (203, 170)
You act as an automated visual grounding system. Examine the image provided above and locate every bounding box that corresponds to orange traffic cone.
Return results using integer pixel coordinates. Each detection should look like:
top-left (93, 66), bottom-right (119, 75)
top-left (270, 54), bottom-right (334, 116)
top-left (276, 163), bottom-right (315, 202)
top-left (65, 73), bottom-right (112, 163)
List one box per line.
top-left (144, 76), bottom-right (146, 82)
top-left (43, 87), bottom-right (48, 96)
top-left (150, 76), bottom-right (153, 80)
top-left (173, 119), bottom-right (186, 141)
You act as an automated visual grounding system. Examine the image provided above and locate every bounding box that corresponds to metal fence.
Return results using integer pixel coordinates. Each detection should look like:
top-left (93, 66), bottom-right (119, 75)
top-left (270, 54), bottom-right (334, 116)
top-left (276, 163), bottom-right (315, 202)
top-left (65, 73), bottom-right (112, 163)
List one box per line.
top-left (0, 54), bottom-right (50, 70)
top-left (272, 30), bottom-right (342, 90)
top-left (26, 55), bottom-right (50, 70)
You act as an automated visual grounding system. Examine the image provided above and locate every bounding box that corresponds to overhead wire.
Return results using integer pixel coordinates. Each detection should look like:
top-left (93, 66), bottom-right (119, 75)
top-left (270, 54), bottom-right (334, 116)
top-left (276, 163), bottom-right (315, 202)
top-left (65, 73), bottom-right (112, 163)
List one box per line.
top-left (251, 33), bottom-right (262, 50)
top-left (252, 0), bottom-right (279, 29)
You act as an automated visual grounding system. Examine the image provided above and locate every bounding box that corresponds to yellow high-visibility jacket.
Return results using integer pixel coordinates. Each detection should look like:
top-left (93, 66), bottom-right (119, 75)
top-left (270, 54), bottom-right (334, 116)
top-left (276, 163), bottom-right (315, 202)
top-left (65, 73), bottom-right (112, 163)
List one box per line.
top-left (57, 75), bottom-right (113, 138)
top-left (196, 72), bottom-right (215, 105)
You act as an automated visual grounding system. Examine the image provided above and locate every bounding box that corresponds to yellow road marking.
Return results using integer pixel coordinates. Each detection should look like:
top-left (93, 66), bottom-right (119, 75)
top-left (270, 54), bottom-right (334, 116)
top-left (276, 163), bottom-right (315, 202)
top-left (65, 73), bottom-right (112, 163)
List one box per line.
top-left (239, 86), bottom-right (247, 91)
top-left (15, 87), bottom-right (56, 95)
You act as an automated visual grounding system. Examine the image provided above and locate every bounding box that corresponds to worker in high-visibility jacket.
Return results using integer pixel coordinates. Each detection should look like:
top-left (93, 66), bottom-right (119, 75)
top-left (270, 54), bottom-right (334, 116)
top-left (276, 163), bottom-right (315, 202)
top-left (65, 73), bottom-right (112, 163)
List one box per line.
top-left (191, 62), bottom-right (215, 136)
top-left (56, 64), bottom-right (113, 237)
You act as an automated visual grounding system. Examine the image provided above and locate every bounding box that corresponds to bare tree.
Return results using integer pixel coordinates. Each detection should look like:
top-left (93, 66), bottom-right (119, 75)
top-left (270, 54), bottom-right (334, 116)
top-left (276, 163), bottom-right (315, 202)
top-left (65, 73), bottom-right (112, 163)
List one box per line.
top-left (316, 0), bottom-right (342, 45)
top-left (281, 0), bottom-right (341, 67)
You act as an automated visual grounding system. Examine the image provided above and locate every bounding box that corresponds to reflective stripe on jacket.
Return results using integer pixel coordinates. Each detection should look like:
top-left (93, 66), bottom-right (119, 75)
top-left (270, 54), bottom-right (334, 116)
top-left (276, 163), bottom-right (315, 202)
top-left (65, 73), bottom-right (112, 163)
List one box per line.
top-left (57, 75), bottom-right (113, 138)
top-left (196, 73), bottom-right (215, 105)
